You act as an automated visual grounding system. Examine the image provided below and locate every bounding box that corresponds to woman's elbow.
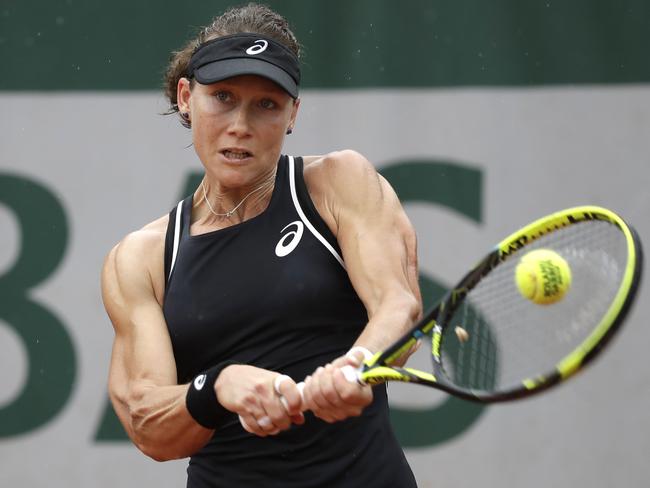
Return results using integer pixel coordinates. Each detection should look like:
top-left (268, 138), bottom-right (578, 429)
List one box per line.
top-left (129, 416), bottom-right (185, 462)
top-left (404, 292), bottom-right (423, 323)
top-left (136, 440), bottom-right (176, 462)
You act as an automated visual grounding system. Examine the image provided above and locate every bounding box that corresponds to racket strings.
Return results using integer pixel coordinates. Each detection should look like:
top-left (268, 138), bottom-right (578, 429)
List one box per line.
top-left (439, 220), bottom-right (627, 393)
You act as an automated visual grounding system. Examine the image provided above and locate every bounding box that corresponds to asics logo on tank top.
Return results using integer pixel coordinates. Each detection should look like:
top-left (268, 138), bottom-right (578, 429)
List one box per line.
top-left (275, 221), bottom-right (304, 257)
top-left (194, 374), bottom-right (207, 390)
top-left (245, 40), bottom-right (268, 55)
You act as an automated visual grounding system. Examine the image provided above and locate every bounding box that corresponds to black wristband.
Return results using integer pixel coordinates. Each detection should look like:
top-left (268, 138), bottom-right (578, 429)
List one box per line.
top-left (186, 360), bottom-right (240, 429)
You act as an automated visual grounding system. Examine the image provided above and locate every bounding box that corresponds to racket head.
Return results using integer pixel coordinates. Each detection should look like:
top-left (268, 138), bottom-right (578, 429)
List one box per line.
top-left (361, 206), bottom-right (643, 403)
top-left (433, 206), bottom-right (643, 401)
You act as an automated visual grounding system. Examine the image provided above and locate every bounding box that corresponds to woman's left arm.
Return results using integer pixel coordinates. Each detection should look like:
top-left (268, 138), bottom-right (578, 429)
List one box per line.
top-left (301, 150), bottom-right (423, 422)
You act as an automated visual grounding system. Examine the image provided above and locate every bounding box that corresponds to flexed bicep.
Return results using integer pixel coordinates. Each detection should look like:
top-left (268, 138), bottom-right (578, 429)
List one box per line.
top-left (101, 230), bottom-right (212, 461)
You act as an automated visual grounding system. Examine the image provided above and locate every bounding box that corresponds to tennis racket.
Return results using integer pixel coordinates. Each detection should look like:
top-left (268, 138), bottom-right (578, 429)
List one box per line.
top-left (306, 205), bottom-right (643, 402)
top-left (240, 205), bottom-right (642, 431)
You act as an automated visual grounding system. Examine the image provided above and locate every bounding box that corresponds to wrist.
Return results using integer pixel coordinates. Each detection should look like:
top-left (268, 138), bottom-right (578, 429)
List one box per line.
top-left (186, 360), bottom-right (240, 429)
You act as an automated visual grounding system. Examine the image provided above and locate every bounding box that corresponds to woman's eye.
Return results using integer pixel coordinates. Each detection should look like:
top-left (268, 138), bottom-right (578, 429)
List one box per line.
top-left (260, 99), bottom-right (276, 109)
top-left (214, 91), bottom-right (231, 102)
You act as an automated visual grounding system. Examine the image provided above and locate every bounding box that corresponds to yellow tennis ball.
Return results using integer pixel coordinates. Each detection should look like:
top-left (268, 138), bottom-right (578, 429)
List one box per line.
top-left (515, 249), bottom-right (572, 305)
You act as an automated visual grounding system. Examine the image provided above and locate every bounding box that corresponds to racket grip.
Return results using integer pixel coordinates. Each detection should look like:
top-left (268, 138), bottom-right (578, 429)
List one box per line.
top-left (286, 366), bottom-right (362, 410)
top-left (240, 365), bottom-right (364, 431)
top-left (291, 363), bottom-right (363, 403)
top-left (285, 365), bottom-right (364, 413)
top-left (340, 365), bottom-right (364, 384)
top-left (280, 369), bottom-right (362, 415)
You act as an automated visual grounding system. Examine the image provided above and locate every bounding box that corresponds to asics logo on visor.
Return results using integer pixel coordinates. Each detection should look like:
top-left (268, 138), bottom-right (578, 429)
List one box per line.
top-left (246, 40), bottom-right (269, 55)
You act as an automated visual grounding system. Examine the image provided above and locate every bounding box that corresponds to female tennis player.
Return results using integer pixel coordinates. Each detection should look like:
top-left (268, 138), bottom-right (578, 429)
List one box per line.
top-left (101, 3), bottom-right (421, 486)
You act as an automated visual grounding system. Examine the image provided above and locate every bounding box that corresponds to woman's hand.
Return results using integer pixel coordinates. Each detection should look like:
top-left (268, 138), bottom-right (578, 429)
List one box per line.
top-left (301, 349), bottom-right (373, 423)
top-left (215, 364), bottom-right (304, 437)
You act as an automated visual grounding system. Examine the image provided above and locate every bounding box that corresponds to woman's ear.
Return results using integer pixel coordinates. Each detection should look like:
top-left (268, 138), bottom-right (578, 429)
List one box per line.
top-left (177, 77), bottom-right (192, 114)
top-left (287, 97), bottom-right (301, 133)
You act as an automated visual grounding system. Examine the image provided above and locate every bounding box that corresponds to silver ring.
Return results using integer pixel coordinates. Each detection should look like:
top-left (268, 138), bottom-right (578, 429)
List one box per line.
top-left (258, 416), bottom-right (273, 429)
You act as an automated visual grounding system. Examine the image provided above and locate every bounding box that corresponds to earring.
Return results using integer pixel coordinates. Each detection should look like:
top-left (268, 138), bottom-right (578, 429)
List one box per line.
top-left (286, 127), bottom-right (293, 135)
top-left (181, 112), bottom-right (190, 120)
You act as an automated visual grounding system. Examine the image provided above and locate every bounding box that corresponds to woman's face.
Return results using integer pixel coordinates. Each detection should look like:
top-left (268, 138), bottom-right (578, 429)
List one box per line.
top-left (179, 75), bottom-right (299, 188)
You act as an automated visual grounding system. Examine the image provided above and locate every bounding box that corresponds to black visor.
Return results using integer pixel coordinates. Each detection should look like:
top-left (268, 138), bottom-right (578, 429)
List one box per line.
top-left (187, 33), bottom-right (300, 98)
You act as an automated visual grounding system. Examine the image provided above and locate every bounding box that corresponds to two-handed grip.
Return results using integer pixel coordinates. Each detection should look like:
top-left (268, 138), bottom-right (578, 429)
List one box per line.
top-left (238, 365), bottom-right (364, 432)
top-left (278, 364), bottom-right (364, 411)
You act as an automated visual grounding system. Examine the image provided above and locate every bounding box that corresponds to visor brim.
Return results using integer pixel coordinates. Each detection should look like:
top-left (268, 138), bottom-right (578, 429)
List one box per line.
top-left (194, 58), bottom-right (299, 98)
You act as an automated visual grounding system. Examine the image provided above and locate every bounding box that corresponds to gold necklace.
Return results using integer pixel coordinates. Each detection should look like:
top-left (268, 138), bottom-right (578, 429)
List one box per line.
top-left (201, 180), bottom-right (270, 218)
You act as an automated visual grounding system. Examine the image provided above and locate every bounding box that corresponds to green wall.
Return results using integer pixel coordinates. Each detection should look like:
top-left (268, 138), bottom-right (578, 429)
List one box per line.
top-left (2, 0), bottom-right (649, 91)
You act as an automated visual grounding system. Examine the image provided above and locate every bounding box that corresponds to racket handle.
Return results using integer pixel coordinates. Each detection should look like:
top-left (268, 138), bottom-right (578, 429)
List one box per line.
top-left (239, 359), bottom-right (366, 432)
top-left (285, 363), bottom-right (364, 410)
top-left (286, 365), bottom-right (363, 406)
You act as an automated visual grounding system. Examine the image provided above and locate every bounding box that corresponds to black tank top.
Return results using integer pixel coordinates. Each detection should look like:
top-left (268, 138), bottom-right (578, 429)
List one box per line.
top-left (163, 155), bottom-right (417, 488)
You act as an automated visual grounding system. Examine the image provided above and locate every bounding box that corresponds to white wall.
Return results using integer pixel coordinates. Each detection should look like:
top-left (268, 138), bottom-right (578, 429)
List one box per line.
top-left (1, 86), bottom-right (649, 487)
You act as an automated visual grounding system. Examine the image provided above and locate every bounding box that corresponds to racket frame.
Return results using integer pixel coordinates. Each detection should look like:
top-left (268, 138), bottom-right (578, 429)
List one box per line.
top-left (355, 206), bottom-right (643, 402)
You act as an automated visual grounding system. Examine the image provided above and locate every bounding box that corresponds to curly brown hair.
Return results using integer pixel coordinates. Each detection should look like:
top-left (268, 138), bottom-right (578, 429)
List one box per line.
top-left (163, 3), bottom-right (301, 129)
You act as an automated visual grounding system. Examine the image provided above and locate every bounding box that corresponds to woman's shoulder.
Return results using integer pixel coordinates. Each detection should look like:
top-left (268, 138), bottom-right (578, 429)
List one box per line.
top-left (300, 151), bottom-right (382, 237)
top-left (302, 149), bottom-right (379, 193)
top-left (102, 214), bottom-right (170, 303)
top-left (302, 149), bottom-right (369, 169)
top-left (302, 149), bottom-right (376, 184)
top-left (110, 214), bottom-right (169, 258)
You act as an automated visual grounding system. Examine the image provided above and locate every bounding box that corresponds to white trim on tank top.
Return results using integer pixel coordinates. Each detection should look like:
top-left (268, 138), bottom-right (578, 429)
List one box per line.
top-left (168, 200), bottom-right (183, 280)
top-left (167, 156), bottom-right (346, 280)
top-left (288, 155), bottom-right (346, 269)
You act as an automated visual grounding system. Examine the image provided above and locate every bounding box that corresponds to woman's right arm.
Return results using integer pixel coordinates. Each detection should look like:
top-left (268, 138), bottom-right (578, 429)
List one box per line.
top-left (102, 230), bottom-right (214, 461)
top-left (102, 228), bottom-right (303, 461)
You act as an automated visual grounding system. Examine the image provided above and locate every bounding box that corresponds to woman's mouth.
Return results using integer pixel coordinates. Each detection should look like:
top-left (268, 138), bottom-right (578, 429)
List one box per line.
top-left (222, 149), bottom-right (252, 160)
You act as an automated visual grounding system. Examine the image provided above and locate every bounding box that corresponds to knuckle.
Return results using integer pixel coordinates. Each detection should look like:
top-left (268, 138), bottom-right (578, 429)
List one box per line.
top-left (323, 387), bottom-right (339, 404)
top-left (339, 387), bottom-right (357, 403)
top-left (253, 381), bottom-right (267, 395)
top-left (269, 413), bottom-right (289, 428)
top-left (309, 389), bottom-right (324, 405)
top-left (242, 394), bottom-right (258, 409)
top-left (311, 398), bottom-right (326, 412)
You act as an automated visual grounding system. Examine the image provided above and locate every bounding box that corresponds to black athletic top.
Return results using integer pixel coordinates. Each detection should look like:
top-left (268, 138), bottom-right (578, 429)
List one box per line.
top-left (163, 155), bottom-right (417, 488)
